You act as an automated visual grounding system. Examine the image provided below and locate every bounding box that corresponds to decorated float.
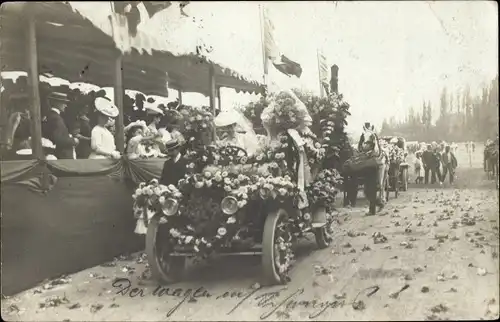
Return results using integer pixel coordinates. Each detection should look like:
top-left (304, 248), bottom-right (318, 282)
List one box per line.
top-left (134, 89), bottom-right (345, 285)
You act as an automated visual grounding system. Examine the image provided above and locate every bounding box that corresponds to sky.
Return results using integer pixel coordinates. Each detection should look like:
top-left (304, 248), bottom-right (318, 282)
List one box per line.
top-left (168, 1), bottom-right (498, 136)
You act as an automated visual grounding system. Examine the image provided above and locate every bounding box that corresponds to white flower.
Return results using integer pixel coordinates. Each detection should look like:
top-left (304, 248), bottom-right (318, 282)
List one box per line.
top-left (224, 185), bottom-right (232, 192)
top-left (195, 181), bottom-right (204, 188)
top-left (222, 171), bottom-right (228, 177)
top-left (224, 177), bottom-right (231, 185)
top-left (303, 213), bottom-right (311, 221)
top-left (242, 193), bottom-right (248, 199)
top-left (153, 187), bottom-right (162, 195)
top-left (146, 188), bottom-right (154, 196)
top-left (204, 171), bottom-right (212, 178)
top-left (169, 228), bottom-right (181, 238)
top-left (237, 200), bottom-right (247, 208)
top-left (135, 188), bottom-right (142, 196)
top-left (227, 217), bottom-right (236, 224)
top-left (217, 227), bottom-right (227, 236)
top-left (185, 236), bottom-right (194, 244)
top-left (168, 184), bottom-right (176, 191)
top-left (205, 180), bottom-right (213, 188)
top-left (174, 192), bottom-right (182, 198)
top-left (159, 196), bottom-right (166, 204)
top-left (238, 174), bottom-right (245, 181)
top-left (150, 179), bottom-right (159, 185)
top-left (214, 174), bottom-right (223, 182)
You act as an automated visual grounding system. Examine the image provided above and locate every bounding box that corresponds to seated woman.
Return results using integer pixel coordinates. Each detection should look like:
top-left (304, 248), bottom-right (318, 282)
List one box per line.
top-left (214, 109), bottom-right (260, 156)
top-left (124, 120), bottom-right (161, 159)
top-left (88, 97), bottom-right (121, 160)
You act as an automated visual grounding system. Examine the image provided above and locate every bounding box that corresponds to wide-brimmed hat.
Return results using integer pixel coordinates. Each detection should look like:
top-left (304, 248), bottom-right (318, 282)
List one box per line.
top-left (124, 120), bottom-right (148, 135)
top-left (214, 110), bottom-right (238, 127)
top-left (95, 97), bottom-right (119, 118)
top-left (164, 139), bottom-right (181, 151)
top-left (144, 101), bottom-right (164, 115)
top-left (48, 91), bottom-right (69, 102)
top-left (16, 137), bottom-right (55, 155)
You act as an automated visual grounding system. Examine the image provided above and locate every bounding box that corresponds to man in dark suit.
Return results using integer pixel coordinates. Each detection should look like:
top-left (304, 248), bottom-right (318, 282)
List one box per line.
top-left (160, 139), bottom-right (187, 186)
top-left (42, 92), bottom-right (78, 159)
top-left (421, 144), bottom-right (434, 184)
top-left (441, 145), bottom-right (458, 184)
top-left (432, 147), bottom-right (443, 184)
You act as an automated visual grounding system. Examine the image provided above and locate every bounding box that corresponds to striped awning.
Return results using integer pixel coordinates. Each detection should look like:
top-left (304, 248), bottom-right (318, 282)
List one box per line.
top-left (0, 2), bottom-right (265, 97)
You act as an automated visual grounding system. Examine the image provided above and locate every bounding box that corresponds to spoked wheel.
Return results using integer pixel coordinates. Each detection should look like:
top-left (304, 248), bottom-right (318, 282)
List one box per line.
top-left (146, 214), bottom-right (186, 284)
top-left (262, 208), bottom-right (292, 286)
top-left (314, 222), bottom-right (334, 250)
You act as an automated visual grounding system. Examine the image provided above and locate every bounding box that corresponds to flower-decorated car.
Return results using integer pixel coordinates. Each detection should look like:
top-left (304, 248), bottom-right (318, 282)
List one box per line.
top-left (133, 91), bottom-right (344, 285)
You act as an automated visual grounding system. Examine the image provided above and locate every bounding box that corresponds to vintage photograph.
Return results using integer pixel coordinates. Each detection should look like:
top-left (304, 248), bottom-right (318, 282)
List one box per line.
top-left (1, 1), bottom-right (498, 321)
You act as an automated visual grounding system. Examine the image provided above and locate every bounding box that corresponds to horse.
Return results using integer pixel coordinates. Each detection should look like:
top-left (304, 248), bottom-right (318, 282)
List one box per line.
top-left (342, 131), bottom-right (389, 215)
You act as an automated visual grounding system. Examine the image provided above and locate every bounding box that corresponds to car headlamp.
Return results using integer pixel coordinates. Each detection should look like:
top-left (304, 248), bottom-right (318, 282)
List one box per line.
top-left (162, 198), bottom-right (179, 216)
top-left (221, 196), bottom-right (238, 215)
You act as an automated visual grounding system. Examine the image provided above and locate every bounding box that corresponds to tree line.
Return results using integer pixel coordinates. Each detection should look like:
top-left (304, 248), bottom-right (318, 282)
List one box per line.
top-left (381, 75), bottom-right (499, 143)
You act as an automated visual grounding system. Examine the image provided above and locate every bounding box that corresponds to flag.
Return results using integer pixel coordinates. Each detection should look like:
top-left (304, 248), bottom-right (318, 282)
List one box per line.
top-left (318, 50), bottom-right (329, 87)
top-left (261, 6), bottom-right (302, 78)
top-left (262, 5), bottom-right (279, 74)
top-left (273, 55), bottom-right (303, 78)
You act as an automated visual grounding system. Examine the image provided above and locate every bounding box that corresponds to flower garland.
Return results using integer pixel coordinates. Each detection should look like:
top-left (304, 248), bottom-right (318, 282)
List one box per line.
top-left (380, 140), bottom-right (405, 164)
top-left (179, 105), bottom-right (214, 148)
top-left (132, 179), bottom-right (183, 222)
top-left (263, 91), bottom-right (311, 132)
top-left (306, 168), bottom-right (343, 211)
top-left (292, 90), bottom-right (353, 171)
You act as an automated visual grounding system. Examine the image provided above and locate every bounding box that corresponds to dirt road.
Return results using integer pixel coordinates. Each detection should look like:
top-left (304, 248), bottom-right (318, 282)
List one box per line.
top-left (2, 166), bottom-right (499, 321)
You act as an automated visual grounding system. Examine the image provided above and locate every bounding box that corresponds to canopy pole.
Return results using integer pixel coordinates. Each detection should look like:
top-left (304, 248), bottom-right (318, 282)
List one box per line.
top-left (113, 54), bottom-right (125, 153)
top-left (177, 90), bottom-right (182, 104)
top-left (209, 65), bottom-right (217, 142)
top-left (26, 10), bottom-right (43, 159)
top-left (217, 87), bottom-right (222, 113)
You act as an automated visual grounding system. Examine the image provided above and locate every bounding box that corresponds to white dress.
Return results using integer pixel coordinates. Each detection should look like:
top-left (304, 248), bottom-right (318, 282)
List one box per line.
top-left (89, 125), bottom-right (117, 159)
top-left (126, 135), bottom-right (148, 159)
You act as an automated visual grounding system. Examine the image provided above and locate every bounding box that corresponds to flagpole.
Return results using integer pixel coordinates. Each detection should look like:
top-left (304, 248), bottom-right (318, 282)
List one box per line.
top-left (316, 48), bottom-right (325, 98)
top-left (258, 4), bottom-right (268, 88)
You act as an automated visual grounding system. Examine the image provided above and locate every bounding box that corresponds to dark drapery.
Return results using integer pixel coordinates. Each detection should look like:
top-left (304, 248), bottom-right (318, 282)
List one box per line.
top-left (1, 158), bottom-right (166, 296)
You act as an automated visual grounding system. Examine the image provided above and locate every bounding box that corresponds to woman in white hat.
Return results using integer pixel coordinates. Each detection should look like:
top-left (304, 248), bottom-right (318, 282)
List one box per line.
top-left (88, 97), bottom-right (121, 159)
top-left (124, 120), bottom-right (159, 159)
top-left (144, 101), bottom-right (164, 136)
top-left (214, 108), bottom-right (260, 156)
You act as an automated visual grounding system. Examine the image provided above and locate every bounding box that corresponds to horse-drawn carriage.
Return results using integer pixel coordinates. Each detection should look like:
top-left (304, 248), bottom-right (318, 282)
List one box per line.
top-left (380, 136), bottom-right (409, 198)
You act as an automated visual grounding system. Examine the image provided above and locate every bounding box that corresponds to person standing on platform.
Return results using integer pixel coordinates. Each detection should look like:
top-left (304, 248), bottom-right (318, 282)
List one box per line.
top-left (42, 92), bottom-right (79, 159)
top-left (88, 97), bottom-right (121, 160)
top-left (72, 104), bottom-right (92, 159)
